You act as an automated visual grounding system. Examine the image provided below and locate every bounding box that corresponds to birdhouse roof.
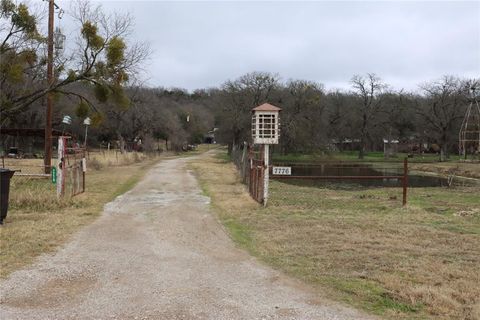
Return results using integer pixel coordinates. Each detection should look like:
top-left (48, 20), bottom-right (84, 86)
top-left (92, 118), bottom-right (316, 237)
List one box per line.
top-left (252, 103), bottom-right (282, 112)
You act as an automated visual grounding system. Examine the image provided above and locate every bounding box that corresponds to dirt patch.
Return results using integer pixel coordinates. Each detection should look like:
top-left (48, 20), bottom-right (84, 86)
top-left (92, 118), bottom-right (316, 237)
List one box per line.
top-left (410, 162), bottom-right (480, 179)
top-left (4, 274), bottom-right (96, 309)
top-left (455, 208), bottom-right (480, 217)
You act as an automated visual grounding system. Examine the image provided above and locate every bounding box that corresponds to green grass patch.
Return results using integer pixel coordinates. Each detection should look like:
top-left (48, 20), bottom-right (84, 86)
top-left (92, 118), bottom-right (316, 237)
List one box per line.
top-left (272, 151), bottom-right (464, 163)
top-left (215, 152), bottom-right (231, 163)
top-left (222, 219), bottom-right (255, 252)
top-left (111, 170), bottom-right (144, 199)
top-left (322, 277), bottom-right (423, 315)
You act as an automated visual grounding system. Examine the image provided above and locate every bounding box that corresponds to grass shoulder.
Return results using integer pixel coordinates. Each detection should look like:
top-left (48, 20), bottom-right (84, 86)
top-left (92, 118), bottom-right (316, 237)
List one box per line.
top-left (0, 156), bottom-right (158, 279)
top-left (190, 149), bottom-right (480, 320)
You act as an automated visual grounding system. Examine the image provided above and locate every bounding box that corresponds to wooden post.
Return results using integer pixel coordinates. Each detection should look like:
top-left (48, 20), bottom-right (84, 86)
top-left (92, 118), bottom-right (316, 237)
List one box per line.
top-left (253, 167), bottom-right (256, 199)
top-left (57, 136), bottom-right (66, 198)
top-left (263, 144), bottom-right (269, 206)
top-left (44, 0), bottom-right (55, 174)
top-left (249, 147), bottom-right (253, 195)
top-left (82, 160), bottom-right (86, 193)
top-left (402, 157), bottom-right (408, 206)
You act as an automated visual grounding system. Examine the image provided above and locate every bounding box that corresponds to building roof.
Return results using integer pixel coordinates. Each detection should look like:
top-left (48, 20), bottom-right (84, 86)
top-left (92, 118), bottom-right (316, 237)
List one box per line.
top-left (0, 128), bottom-right (72, 137)
top-left (383, 139), bottom-right (400, 144)
top-left (252, 103), bottom-right (282, 112)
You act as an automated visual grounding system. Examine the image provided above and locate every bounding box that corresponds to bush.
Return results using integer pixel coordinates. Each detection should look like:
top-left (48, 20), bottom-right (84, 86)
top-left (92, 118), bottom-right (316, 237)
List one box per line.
top-left (87, 158), bottom-right (103, 170)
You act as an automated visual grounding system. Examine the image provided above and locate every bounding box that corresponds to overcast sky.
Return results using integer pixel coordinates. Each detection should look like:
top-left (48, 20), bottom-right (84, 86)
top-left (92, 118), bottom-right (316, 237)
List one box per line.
top-left (55, 0), bottom-right (479, 92)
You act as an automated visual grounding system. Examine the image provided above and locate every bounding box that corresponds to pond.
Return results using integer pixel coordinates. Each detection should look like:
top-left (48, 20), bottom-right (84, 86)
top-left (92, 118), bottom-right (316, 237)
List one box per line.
top-left (271, 163), bottom-right (480, 188)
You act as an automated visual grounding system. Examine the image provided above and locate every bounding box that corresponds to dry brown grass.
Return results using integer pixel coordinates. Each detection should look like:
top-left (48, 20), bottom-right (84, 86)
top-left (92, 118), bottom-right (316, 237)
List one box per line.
top-left (0, 146), bottom-right (206, 278)
top-left (190, 149), bottom-right (480, 320)
top-left (0, 158), bottom-right (157, 278)
top-left (410, 162), bottom-right (480, 179)
top-left (86, 150), bottom-right (151, 169)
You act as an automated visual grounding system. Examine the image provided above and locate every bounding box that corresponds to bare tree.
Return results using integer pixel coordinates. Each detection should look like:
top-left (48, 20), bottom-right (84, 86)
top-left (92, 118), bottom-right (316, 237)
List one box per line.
top-left (325, 90), bottom-right (358, 151)
top-left (416, 76), bottom-right (469, 161)
top-left (280, 80), bottom-right (325, 153)
top-left (350, 73), bottom-right (387, 159)
top-left (218, 71), bottom-right (280, 152)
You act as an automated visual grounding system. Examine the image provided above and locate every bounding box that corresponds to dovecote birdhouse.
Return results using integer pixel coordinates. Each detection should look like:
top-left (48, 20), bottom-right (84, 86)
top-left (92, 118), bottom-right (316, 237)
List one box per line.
top-left (251, 103), bottom-right (281, 145)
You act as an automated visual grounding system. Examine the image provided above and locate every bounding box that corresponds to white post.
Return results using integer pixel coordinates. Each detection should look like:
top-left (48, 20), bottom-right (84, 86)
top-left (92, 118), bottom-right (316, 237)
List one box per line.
top-left (56, 136), bottom-right (66, 198)
top-left (84, 125), bottom-right (89, 147)
top-left (263, 144), bottom-right (269, 206)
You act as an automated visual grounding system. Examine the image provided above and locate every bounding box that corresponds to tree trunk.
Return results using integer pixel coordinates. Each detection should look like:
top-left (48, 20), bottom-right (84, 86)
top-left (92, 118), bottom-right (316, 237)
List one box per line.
top-left (358, 114), bottom-right (367, 159)
top-left (439, 130), bottom-right (448, 162)
top-left (229, 131), bottom-right (240, 155)
top-left (116, 130), bottom-right (126, 154)
top-left (440, 146), bottom-right (446, 162)
top-left (358, 133), bottom-right (366, 159)
top-left (28, 137), bottom-right (34, 154)
top-left (440, 143), bottom-right (449, 161)
top-left (358, 143), bottom-right (365, 160)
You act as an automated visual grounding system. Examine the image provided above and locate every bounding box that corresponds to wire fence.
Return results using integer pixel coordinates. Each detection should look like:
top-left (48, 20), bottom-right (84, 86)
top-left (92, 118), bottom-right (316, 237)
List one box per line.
top-left (231, 144), bottom-right (250, 184)
top-left (1, 151), bottom-right (86, 200)
top-left (1, 157), bottom-right (57, 208)
top-left (231, 144), bottom-right (266, 204)
top-left (1, 157), bottom-right (50, 176)
top-left (63, 147), bottom-right (86, 197)
top-left (270, 160), bottom-right (409, 205)
top-left (230, 144), bottom-right (410, 206)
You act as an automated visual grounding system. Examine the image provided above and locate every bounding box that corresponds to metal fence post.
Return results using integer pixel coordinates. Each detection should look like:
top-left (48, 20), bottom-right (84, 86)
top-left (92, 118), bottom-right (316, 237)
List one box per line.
top-left (403, 157), bottom-right (408, 206)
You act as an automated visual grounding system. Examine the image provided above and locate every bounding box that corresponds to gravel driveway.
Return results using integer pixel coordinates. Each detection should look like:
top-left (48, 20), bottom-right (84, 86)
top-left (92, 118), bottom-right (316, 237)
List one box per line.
top-left (0, 156), bottom-right (374, 320)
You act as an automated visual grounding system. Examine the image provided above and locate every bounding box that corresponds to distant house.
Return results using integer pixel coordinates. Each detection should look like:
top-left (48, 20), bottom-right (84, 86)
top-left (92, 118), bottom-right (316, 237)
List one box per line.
top-left (384, 136), bottom-right (434, 157)
top-left (330, 138), bottom-right (361, 151)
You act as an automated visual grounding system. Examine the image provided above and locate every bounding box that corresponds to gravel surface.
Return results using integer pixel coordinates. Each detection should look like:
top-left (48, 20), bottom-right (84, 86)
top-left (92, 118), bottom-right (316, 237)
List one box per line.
top-left (0, 156), bottom-right (374, 320)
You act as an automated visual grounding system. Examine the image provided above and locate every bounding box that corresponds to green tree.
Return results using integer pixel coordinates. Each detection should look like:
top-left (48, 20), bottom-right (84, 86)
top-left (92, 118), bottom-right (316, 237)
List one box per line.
top-left (0, 0), bottom-right (150, 126)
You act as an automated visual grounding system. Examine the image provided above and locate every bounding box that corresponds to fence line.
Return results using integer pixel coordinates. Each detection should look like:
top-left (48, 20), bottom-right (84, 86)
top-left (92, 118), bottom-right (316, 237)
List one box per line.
top-left (231, 144), bottom-right (265, 204)
top-left (63, 147), bottom-right (86, 197)
top-left (270, 158), bottom-right (409, 206)
top-left (1, 157), bottom-right (57, 206)
top-left (231, 144), bottom-right (410, 206)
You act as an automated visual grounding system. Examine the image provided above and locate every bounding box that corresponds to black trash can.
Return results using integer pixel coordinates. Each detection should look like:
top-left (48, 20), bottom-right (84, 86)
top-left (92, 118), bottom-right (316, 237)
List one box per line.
top-left (1, 168), bottom-right (16, 225)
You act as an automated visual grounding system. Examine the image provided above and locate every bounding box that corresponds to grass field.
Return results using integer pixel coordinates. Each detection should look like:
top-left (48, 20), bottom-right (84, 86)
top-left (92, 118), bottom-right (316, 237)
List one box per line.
top-left (0, 152), bottom-right (159, 278)
top-left (191, 149), bottom-right (480, 320)
top-left (272, 151), bottom-right (480, 180)
top-left (409, 162), bottom-right (480, 179)
top-left (272, 150), bottom-right (470, 163)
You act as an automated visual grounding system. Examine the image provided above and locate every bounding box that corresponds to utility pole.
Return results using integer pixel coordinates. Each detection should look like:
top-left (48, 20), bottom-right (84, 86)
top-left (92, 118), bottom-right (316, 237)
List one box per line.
top-left (44, 0), bottom-right (54, 174)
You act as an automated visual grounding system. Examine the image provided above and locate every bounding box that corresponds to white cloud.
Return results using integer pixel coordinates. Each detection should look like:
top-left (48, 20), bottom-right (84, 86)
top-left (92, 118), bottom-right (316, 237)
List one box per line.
top-left (55, 0), bottom-right (479, 91)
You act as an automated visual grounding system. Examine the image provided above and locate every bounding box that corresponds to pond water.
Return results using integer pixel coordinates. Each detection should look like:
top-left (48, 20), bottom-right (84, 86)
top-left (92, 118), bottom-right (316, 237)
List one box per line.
top-left (272, 163), bottom-right (479, 188)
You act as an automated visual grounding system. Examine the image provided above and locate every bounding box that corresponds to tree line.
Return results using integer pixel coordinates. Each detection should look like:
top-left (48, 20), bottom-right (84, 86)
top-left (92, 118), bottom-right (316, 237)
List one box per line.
top-left (1, 0), bottom-right (478, 160)
top-left (213, 71), bottom-right (478, 161)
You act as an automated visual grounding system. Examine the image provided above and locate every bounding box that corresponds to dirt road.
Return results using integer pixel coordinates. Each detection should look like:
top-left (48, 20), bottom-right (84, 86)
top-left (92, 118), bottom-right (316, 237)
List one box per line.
top-left (0, 156), bottom-right (373, 320)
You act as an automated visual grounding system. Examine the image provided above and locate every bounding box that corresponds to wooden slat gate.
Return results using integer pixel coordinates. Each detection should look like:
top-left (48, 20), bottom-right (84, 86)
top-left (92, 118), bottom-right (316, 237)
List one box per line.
top-left (65, 147), bottom-right (86, 196)
top-left (248, 146), bottom-right (265, 204)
